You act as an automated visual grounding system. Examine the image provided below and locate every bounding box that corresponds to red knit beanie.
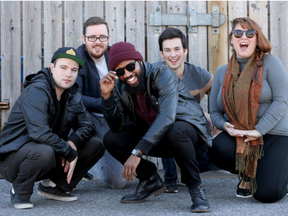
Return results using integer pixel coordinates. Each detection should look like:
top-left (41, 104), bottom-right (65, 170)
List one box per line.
top-left (109, 42), bottom-right (143, 70)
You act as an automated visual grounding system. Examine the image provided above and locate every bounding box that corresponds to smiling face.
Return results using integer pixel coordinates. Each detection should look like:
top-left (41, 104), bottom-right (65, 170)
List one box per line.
top-left (82, 24), bottom-right (110, 61)
top-left (160, 38), bottom-right (187, 77)
top-left (116, 60), bottom-right (141, 88)
top-left (231, 24), bottom-right (257, 59)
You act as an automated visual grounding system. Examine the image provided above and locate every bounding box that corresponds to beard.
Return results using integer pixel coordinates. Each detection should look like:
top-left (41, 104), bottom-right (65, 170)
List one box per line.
top-left (89, 44), bottom-right (108, 60)
top-left (124, 70), bottom-right (146, 94)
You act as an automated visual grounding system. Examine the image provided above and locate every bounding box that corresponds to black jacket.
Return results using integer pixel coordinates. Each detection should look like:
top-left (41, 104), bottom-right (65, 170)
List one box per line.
top-left (0, 68), bottom-right (95, 161)
top-left (76, 44), bottom-right (110, 113)
top-left (102, 62), bottom-right (212, 154)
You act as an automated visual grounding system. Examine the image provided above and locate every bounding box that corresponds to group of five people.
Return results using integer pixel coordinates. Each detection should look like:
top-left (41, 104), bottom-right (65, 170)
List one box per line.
top-left (0, 16), bottom-right (288, 213)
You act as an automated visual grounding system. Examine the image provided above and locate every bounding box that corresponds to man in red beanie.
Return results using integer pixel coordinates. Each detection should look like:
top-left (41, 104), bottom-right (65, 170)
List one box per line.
top-left (100, 42), bottom-right (212, 213)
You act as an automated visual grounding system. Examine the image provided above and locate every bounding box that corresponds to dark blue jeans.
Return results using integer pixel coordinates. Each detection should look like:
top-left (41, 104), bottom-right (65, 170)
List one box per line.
top-left (162, 158), bottom-right (178, 180)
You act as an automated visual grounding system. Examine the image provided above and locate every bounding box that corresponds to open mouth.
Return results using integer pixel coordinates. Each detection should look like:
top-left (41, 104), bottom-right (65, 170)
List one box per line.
top-left (126, 75), bottom-right (138, 86)
top-left (240, 42), bottom-right (249, 51)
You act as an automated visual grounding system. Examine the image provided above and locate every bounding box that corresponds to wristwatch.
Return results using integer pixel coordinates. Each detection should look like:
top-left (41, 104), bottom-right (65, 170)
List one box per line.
top-left (131, 149), bottom-right (143, 158)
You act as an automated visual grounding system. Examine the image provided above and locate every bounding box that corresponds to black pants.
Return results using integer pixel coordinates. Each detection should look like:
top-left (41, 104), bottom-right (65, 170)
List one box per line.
top-left (0, 137), bottom-right (104, 200)
top-left (104, 121), bottom-right (207, 189)
top-left (208, 132), bottom-right (288, 203)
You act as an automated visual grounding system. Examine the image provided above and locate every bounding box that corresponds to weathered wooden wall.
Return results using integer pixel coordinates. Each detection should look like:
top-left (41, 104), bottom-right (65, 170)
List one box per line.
top-left (1, 0), bottom-right (288, 129)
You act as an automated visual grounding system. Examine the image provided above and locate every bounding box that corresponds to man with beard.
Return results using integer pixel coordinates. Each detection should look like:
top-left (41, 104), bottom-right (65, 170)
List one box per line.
top-left (100, 42), bottom-right (212, 213)
top-left (76, 17), bottom-right (125, 189)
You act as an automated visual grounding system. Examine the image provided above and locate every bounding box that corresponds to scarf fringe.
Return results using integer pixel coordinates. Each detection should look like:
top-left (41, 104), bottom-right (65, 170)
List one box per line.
top-left (236, 144), bottom-right (264, 194)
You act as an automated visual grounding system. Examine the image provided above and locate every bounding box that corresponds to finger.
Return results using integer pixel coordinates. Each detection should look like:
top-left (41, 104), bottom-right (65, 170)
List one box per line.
top-left (108, 71), bottom-right (118, 78)
top-left (122, 167), bottom-right (127, 181)
top-left (67, 169), bottom-right (72, 184)
top-left (64, 162), bottom-right (69, 173)
top-left (61, 158), bottom-right (65, 166)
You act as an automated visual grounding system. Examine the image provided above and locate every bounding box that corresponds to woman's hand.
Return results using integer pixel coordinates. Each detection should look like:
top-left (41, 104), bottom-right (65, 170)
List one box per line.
top-left (223, 122), bottom-right (236, 136)
top-left (232, 129), bottom-right (261, 142)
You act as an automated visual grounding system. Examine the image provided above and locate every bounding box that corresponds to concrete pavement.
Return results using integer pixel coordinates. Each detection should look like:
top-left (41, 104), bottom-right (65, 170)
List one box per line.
top-left (0, 170), bottom-right (287, 216)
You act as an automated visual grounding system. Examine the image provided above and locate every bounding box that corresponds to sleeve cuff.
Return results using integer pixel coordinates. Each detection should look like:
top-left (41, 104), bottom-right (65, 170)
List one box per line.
top-left (65, 148), bottom-right (78, 162)
top-left (135, 138), bottom-right (154, 155)
top-left (102, 94), bottom-right (115, 109)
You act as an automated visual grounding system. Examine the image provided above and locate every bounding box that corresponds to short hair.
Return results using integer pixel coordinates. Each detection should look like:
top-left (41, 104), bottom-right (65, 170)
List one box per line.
top-left (229, 17), bottom-right (271, 54)
top-left (158, 27), bottom-right (188, 51)
top-left (83, 16), bottom-right (109, 35)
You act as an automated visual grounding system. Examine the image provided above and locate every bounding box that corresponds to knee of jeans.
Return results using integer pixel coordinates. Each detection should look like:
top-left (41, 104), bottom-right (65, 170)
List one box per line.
top-left (254, 187), bottom-right (284, 203)
top-left (106, 178), bottom-right (126, 189)
top-left (30, 146), bottom-right (55, 167)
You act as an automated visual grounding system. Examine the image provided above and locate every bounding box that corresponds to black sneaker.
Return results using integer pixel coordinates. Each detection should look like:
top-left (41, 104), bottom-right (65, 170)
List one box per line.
top-left (164, 179), bottom-right (178, 193)
top-left (82, 172), bottom-right (93, 181)
top-left (11, 189), bottom-right (33, 209)
top-left (37, 183), bottom-right (77, 201)
top-left (236, 181), bottom-right (252, 198)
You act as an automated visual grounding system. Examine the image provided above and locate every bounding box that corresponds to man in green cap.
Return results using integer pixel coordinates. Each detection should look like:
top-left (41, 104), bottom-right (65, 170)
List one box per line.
top-left (0, 47), bottom-right (104, 209)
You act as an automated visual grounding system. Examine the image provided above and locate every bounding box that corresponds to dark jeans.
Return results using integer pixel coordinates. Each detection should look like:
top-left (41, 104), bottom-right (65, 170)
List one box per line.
top-left (161, 158), bottom-right (178, 180)
top-left (0, 137), bottom-right (104, 200)
top-left (162, 151), bottom-right (218, 181)
top-left (104, 121), bottom-right (208, 189)
top-left (208, 132), bottom-right (288, 203)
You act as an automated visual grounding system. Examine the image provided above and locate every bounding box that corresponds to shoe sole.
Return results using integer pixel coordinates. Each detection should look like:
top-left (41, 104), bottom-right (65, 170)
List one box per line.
top-left (236, 194), bottom-right (252, 198)
top-left (191, 208), bottom-right (211, 213)
top-left (13, 203), bottom-right (33, 209)
top-left (165, 189), bottom-right (178, 193)
top-left (120, 186), bottom-right (166, 203)
top-left (37, 190), bottom-right (78, 202)
top-left (82, 177), bottom-right (93, 181)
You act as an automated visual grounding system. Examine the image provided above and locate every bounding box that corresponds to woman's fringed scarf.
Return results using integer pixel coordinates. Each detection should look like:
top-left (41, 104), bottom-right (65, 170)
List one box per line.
top-left (222, 52), bottom-right (264, 194)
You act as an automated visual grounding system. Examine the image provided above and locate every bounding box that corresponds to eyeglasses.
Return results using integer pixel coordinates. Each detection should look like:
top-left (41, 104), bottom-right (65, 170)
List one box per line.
top-left (233, 29), bottom-right (257, 39)
top-left (85, 35), bottom-right (109, 42)
top-left (115, 61), bottom-right (136, 77)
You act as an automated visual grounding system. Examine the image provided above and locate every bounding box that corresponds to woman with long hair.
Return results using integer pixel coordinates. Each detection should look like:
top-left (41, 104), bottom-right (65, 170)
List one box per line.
top-left (208, 17), bottom-right (288, 203)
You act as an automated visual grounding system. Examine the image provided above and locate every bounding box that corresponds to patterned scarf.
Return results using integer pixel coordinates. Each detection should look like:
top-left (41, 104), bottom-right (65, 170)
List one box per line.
top-left (222, 52), bottom-right (264, 194)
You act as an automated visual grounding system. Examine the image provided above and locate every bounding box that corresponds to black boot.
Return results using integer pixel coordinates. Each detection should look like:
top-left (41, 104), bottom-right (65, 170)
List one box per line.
top-left (120, 172), bottom-right (166, 203)
top-left (189, 186), bottom-right (210, 213)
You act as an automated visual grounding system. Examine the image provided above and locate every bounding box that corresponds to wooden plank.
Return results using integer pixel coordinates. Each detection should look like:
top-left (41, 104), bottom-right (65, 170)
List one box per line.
top-left (167, 1), bottom-right (187, 62)
top-left (64, 1), bottom-right (83, 48)
top-left (249, 1), bottom-right (268, 39)
top-left (23, 1), bottom-right (42, 77)
top-left (270, 1), bottom-right (288, 72)
top-left (105, 1), bottom-right (125, 45)
top-left (85, 1), bottom-right (104, 20)
top-left (187, 1), bottom-right (208, 69)
top-left (208, 1), bottom-right (228, 75)
top-left (187, 2), bottom-right (209, 112)
top-left (126, 1), bottom-right (145, 59)
top-left (228, 1), bottom-right (248, 58)
top-left (43, 1), bottom-right (63, 67)
top-left (146, 1), bottom-right (167, 63)
top-left (0, 1), bottom-right (21, 129)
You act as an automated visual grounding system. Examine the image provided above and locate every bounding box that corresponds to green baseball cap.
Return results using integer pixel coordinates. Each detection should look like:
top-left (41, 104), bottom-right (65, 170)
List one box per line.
top-left (51, 47), bottom-right (84, 68)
